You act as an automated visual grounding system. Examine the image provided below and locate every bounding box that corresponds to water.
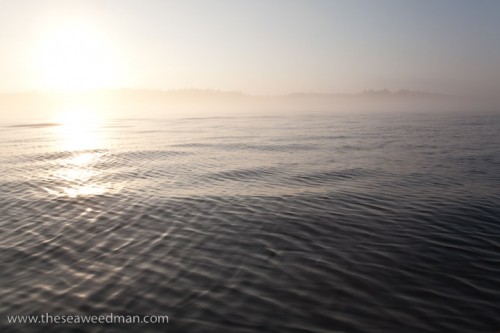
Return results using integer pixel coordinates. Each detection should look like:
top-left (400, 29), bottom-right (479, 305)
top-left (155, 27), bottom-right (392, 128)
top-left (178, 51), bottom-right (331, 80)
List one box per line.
top-left (1, 112), bottom-right (500, 333)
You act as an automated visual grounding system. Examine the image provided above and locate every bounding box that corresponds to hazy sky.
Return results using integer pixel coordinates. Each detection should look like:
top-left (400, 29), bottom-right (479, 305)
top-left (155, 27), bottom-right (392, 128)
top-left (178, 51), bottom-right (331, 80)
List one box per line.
top-left (1, 0), bottom-right (499, 94)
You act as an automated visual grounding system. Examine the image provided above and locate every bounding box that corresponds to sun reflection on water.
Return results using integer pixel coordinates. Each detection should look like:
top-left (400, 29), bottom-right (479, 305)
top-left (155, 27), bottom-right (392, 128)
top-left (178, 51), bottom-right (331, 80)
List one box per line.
top-left (55, 109), bottom-right (104, 151)
top-left (46, 108), bottom-right (111, 198)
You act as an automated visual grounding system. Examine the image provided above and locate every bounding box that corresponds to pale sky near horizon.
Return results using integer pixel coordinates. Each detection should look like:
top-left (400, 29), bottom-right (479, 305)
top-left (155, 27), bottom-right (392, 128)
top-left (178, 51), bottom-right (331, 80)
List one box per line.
top-left (1, 0), bottom-right (499, 94)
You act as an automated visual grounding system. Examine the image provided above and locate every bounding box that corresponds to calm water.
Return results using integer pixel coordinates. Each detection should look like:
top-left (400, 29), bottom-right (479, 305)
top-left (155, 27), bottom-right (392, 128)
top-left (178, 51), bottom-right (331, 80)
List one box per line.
top-left (1, 112), bottom-right (500, 333)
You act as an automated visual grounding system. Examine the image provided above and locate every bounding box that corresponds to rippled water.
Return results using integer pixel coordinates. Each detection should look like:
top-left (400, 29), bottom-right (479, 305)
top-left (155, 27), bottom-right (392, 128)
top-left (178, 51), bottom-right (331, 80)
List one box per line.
top-left (1, 112), bottom-right (500, 333)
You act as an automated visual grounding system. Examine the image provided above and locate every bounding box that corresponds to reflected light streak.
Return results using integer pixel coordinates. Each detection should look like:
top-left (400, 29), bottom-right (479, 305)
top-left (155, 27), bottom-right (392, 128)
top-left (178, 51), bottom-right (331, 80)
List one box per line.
top-left (47, 107), bottom-right (111, 198)
top-left (55, 108), bottom-right (104, 151)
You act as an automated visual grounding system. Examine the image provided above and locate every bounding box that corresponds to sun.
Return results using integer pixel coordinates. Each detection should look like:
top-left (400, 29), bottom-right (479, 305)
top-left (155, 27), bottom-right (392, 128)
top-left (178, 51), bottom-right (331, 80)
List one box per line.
top-left (37, 20), bottom-right (117, 92)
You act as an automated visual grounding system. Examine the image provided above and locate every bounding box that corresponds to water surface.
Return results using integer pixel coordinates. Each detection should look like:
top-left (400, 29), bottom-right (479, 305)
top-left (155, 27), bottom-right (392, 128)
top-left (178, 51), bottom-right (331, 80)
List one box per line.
top-left (1, 112), bottom-right (500, 333)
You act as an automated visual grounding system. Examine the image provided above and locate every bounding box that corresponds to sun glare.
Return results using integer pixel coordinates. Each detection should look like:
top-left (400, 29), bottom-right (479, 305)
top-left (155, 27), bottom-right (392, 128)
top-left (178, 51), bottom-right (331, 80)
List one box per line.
top-left (45, 107), bottom-right (110, 198)
top-left (55, 108), bottom-right (104, 151)
top-left (37, 20), bottom-right (116, 91)
top-left (57, 108), bottom-right (101, 131)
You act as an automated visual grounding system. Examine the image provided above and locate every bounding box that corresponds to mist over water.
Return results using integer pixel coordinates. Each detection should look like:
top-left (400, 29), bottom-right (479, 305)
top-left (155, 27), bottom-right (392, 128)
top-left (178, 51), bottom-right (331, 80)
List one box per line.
top-left (1, 112), bottom-right (500, 333)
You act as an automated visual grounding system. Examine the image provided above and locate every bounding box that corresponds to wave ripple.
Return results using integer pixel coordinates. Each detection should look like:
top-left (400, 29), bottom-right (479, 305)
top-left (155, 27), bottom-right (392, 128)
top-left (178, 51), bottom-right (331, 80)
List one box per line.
top-left (1, 113), bottom-right (500, 333)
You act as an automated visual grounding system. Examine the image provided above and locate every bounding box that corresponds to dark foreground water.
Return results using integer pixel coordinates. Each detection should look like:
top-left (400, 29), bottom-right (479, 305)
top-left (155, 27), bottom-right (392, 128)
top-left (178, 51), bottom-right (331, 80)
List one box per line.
top-left (1, 112), bottom-right (500, 333)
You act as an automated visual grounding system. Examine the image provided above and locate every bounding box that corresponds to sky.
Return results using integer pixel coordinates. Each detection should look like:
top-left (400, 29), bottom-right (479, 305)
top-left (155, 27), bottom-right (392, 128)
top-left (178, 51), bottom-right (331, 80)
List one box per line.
top-left (0, 0), bottom-right (499, 95)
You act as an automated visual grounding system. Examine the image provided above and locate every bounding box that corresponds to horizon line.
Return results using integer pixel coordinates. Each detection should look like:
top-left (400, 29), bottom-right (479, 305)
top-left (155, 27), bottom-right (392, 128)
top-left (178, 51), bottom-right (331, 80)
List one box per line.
top-left (0, 87), bottom-right (461, 97)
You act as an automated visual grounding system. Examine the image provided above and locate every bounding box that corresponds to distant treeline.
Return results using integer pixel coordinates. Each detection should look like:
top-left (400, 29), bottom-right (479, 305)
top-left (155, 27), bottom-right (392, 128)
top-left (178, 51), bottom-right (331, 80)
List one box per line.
top-left (0, 89), bottom-right (497, 121)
